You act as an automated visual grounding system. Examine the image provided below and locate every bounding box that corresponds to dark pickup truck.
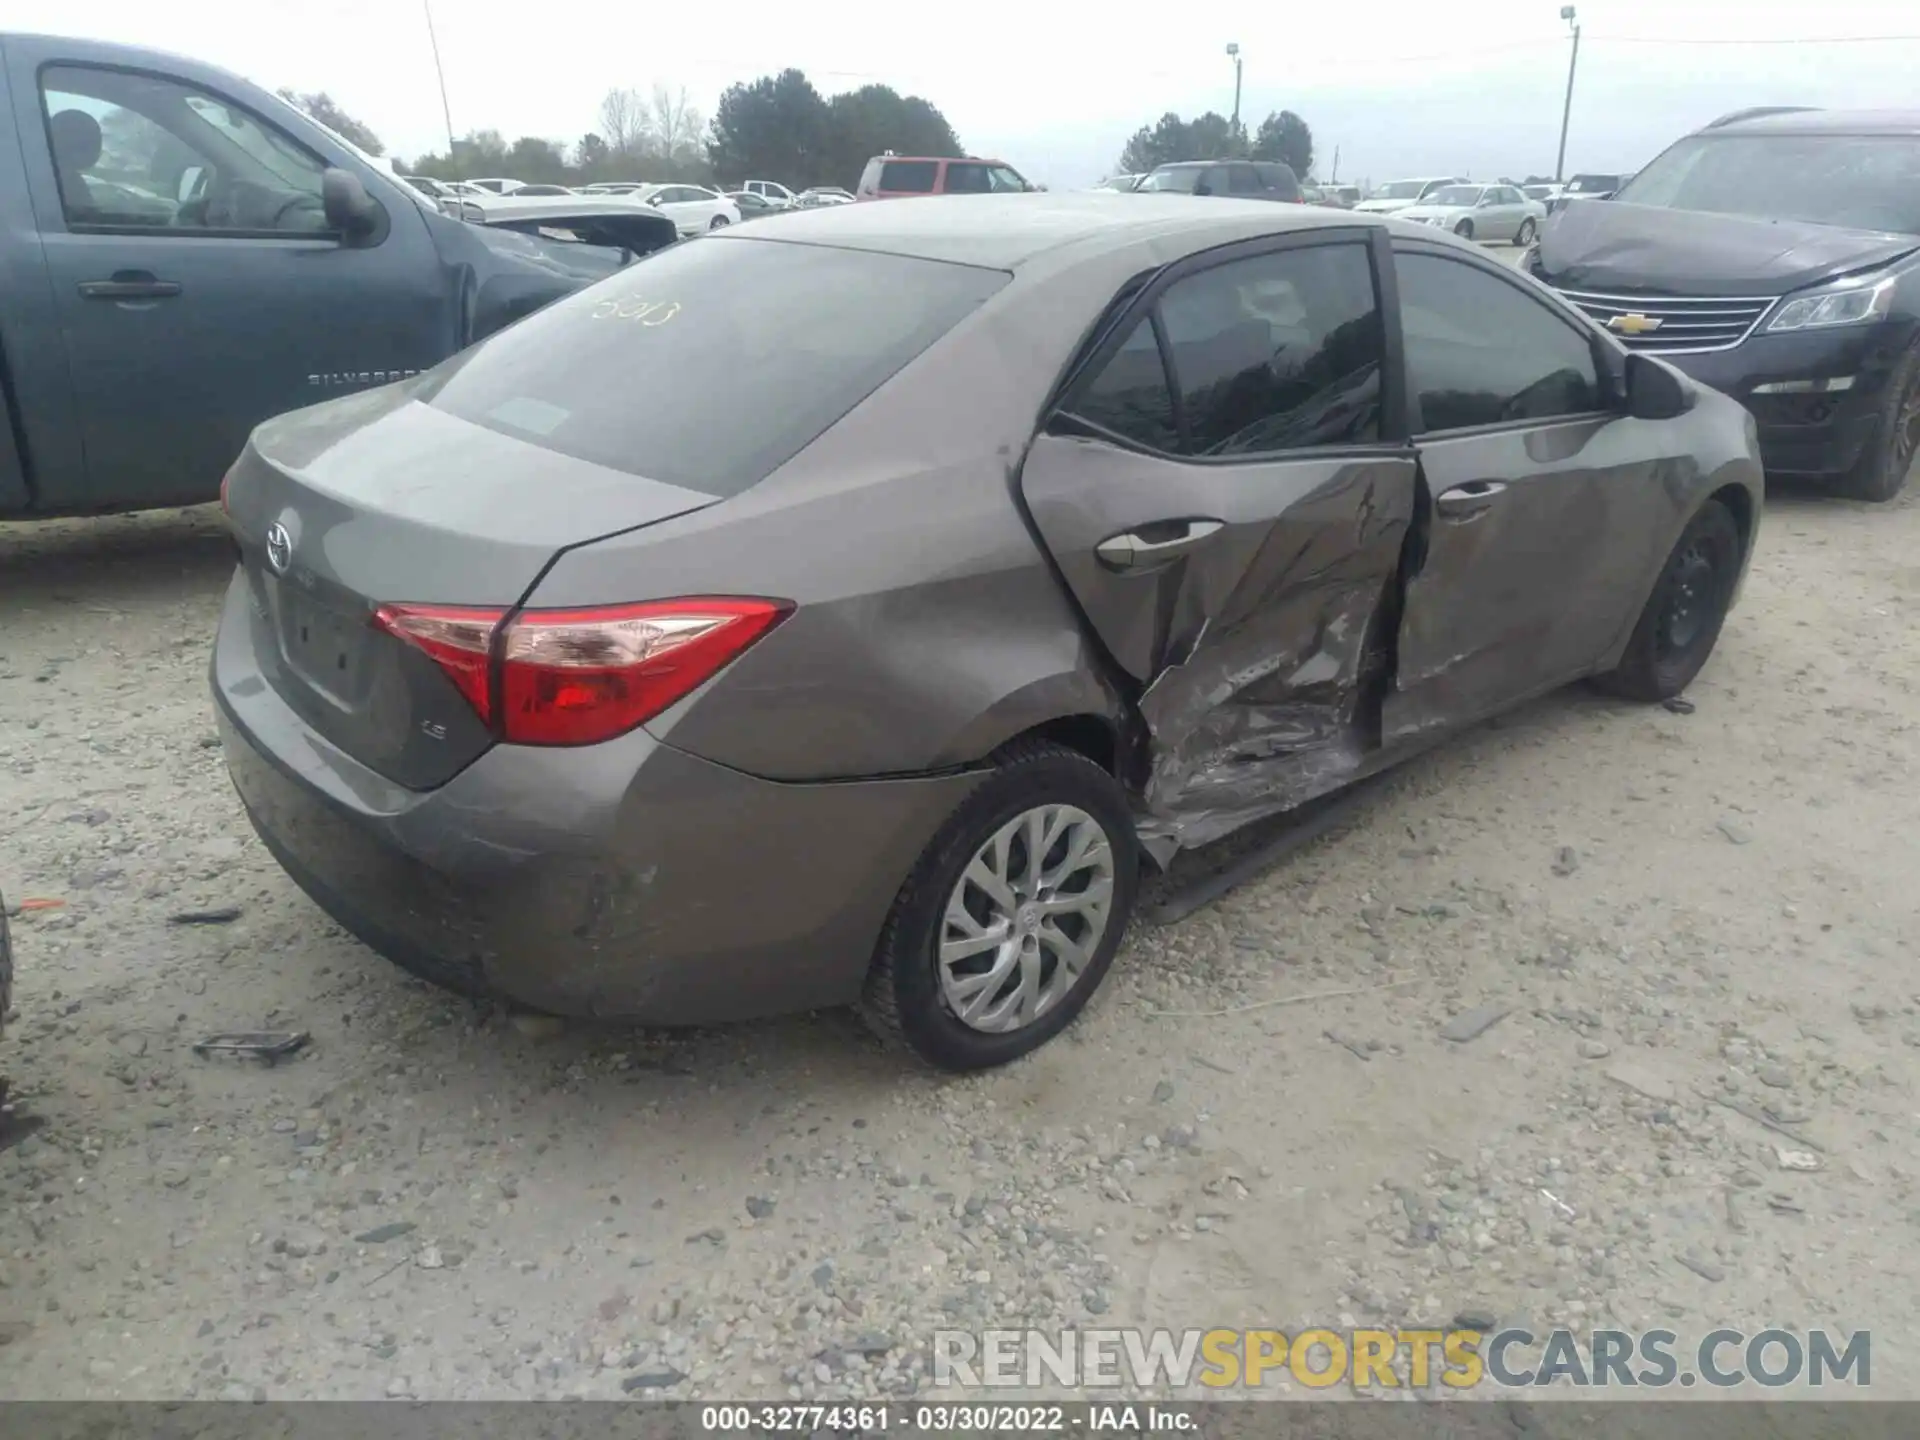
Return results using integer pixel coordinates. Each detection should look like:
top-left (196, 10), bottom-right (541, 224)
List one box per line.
top-left (0, 32), bottom-right (675, 519)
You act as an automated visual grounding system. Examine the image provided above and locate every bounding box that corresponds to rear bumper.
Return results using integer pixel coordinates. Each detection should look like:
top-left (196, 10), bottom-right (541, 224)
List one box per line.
top-left (1662, 319), bottom-right (1918, 481)
top-left (211, 576), bottom-right (981, 1023)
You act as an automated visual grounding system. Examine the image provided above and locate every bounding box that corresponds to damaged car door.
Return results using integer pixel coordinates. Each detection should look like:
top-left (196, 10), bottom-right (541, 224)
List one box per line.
top-left (1384, 244), bottom-right (1679, 741)
top-left (1019, 232), bottom-right (1419, 854)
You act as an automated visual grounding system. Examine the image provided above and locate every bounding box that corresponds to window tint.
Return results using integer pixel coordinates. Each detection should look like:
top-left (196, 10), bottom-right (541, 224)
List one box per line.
top-left (944, 163), bottom-right (991, 194)
top-left (880, 160), bottom-right (938, 192)
top-left (1396, 252), bottom-right (1602, 432)
top-left (1070, 319), bottom-right (1178, 451)
top-left (986, 165), bottom-right (1030, 193)
top-left (42, 65), bottom-right (328, 233)
top-left (1228, 164), bottom-right (1264, 195)
top-left (421, 238), bottom-right (1007, 495)
top-left (1155, 242), bottom-right (1383, 455)
top-left (1259, 165), bottom-right (1302, 199)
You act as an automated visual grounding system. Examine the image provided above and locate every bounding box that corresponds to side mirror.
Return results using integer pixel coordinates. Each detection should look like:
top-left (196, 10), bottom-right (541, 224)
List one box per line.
top-left (1624, 351), bottom-right (1691, 420)
top-left (322, 167), bottom-right (379, 238)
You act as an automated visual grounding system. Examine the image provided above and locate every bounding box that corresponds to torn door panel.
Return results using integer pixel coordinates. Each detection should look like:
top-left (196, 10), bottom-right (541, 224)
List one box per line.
top-left (1132, 458), bottom-right (1416, 857)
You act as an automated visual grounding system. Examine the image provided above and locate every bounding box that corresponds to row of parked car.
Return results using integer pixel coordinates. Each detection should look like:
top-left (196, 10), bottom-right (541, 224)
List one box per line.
top-left (397, 174), bottom-right (858, 238)
top-left (1095, 165), bottom-right (1633, 239)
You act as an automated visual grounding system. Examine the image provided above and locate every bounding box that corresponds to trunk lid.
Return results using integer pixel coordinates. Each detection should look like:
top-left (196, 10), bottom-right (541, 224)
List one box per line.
top-left (1536, 199), bottom-right (1919, 297)
top-left (225, 385), bottom-right (722, 788)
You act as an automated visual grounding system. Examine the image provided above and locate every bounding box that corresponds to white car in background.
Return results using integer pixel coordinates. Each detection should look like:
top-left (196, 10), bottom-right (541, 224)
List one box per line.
top-left (1396, 182), bottom-right (1545, 245)
top-left (1352, 176), bottom-right (1463, 215)
top-left (466, 177), bottom-right (526, 195)
top-left (741, 179), bottom-right (797, 208)
top-left (636, 183), bottom-right (743, 234)
top-left (795, 186), bottom-right (855, 208)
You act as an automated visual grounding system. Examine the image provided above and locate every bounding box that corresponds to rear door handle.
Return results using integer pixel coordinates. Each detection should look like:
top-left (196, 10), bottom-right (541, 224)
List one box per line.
top-left (78, 272), bottom-right (182, 300)
top-left (1095, 518), bottom-right (1225, 571)
top-left (1435, 481), bottom-right (1507, 519)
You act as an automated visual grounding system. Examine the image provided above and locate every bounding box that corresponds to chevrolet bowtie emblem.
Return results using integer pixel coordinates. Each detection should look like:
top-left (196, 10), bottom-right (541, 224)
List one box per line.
top-left (1607, 313), bottom-right (1663, 335)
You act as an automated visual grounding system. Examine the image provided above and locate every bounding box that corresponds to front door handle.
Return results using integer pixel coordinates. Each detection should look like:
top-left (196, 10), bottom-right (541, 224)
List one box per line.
top-left (1435, 480), bottom-right (1507, 519)
top-left (78, 272), bottom-right (182, 301)
top-left (1095, 518), bottom-right (1225, 571)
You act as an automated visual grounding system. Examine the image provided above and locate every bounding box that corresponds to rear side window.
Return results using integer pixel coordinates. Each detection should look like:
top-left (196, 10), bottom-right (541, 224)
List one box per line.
top-left (1065, 241), bottom-right (1384, 457)
top-left (880, 160), bottom-right (938, 192)
top-left (420, 238), bottom-right (1008, 494)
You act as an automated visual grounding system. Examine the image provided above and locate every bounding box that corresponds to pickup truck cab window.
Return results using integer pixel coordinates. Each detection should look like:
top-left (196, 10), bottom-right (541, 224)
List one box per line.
top-left (42, 65), bottom-right (329, 234)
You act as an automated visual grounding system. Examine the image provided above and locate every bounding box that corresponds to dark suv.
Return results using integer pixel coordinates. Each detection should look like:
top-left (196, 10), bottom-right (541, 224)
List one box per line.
top-left (1530, 108), bottom-right (1920, 500)
top-left (1134, 160), bottom-right (1302, 203)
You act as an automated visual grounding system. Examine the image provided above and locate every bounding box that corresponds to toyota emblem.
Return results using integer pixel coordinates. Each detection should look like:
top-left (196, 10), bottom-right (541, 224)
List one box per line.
top-left (265, 522), bottom-right (293, 575)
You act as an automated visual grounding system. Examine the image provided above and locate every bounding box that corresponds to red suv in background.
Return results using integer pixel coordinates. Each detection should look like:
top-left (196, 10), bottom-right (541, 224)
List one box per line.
top-left (856, 155), bottom-right (1037, 199)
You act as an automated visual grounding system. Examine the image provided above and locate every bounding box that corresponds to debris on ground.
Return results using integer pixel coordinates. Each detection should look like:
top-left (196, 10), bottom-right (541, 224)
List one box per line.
top-left (168, 907), bottom-right (243, 925)
top-left (191, 1031), bottom-right (309, 1064)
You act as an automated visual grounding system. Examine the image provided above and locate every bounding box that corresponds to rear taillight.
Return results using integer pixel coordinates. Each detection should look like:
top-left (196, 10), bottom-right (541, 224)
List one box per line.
top-left (373, 598), bottom-right (790, 748)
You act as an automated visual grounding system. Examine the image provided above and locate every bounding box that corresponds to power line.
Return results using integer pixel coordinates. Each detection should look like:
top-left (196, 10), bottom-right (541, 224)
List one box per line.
top-left (1589, 32), bottom-right (1920, 45)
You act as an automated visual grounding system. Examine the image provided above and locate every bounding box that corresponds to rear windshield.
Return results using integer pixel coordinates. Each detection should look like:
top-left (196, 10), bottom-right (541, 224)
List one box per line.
top-left (879, 160), bottom-right (938, 192)
top-left (1566, 174), bottom-right (1623, 192)
top-left (1616, 134), bottom-right (1920, 234)
top-left (420, 238), bottom-right (1008, 494)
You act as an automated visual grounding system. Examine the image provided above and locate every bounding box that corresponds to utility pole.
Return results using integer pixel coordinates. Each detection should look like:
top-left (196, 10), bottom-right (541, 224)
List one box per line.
top-left (1554, 5), bottom-right (1581, 184)
top-left (1226, 43), bottom-right (1243, 151)
top-left (1330, 145), bottom-right (1340, 182)
top-left (422, 0), bottom-right (458, 171)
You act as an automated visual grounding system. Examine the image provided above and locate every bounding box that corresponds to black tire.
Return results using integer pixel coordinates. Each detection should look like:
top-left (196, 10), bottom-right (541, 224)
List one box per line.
top-left (1830, 343), bottom-right (1920, 503)
top-left (1514, 217), bottom-right (1537, 247)
top-left (1454, 219), bottom-right (1474, 240)
top-left (860, 739), bottom-right (1140, 1072)
top-left (708, 214), bottom-right (730, 230)
top-left (1594, 499), bottom-right (1742, 702)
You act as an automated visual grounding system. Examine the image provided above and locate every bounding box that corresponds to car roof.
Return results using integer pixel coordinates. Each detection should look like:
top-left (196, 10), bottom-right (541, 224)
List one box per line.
top-left (869, 155), bottom-right (1009, 165)
top-left (712, 191), bottom-right (1386, 269)
top-left (1706, 108), bottom-right (1920, 137)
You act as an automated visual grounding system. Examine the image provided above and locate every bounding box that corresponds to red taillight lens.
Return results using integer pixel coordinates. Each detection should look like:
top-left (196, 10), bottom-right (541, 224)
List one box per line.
top-left (372, 597), bottom-right (790, 748)
top-left (372, 603), bottom-right (503, 722)
top-left (500, 599), bottom-right (789, 746)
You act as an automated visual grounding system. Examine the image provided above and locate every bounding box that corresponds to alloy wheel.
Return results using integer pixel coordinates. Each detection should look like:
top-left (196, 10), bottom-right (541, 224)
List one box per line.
top-left (937, 804), bottom-right (1116, 1033)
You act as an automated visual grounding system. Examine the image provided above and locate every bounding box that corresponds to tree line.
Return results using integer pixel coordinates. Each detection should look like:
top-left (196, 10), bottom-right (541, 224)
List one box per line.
top-left (1118, 110), bottom-right (1316, 181)
top-left (288, 70), bottom-right (964, 191)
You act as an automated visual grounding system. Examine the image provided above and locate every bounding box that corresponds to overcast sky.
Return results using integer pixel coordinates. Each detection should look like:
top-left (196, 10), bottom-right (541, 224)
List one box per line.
top-left (14, 0), bottom-right (1920, 186)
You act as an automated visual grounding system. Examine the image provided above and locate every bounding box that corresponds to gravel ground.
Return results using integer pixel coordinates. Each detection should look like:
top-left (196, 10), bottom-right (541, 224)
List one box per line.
top-left (2, 467), bottom-right (1918, 1402)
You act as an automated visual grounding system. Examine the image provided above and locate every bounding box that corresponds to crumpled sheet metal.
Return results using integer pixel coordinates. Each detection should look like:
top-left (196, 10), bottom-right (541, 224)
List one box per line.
top-left (1132, 573), bottom-right (1388, 866)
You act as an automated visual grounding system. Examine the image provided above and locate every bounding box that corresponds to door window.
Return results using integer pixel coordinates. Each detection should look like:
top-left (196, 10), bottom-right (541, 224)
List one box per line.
top-left (41, 65), bottom-right (329, 234)
top-left (879, 159), bottom-right (938, 192)
top-left (1156, 243), bottom-right (1384, 455)
top-left (1065, 243), bottom-right (1383, 457)
top-left (1395, 251), bottom-right (1603, 433)
top-left (1069, 318), bottom-right (1179, 451)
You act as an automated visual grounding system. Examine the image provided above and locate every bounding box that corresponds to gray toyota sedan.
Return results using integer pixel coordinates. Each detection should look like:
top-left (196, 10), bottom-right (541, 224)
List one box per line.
top-left (213, 194), bottom-right (1762, 1071)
